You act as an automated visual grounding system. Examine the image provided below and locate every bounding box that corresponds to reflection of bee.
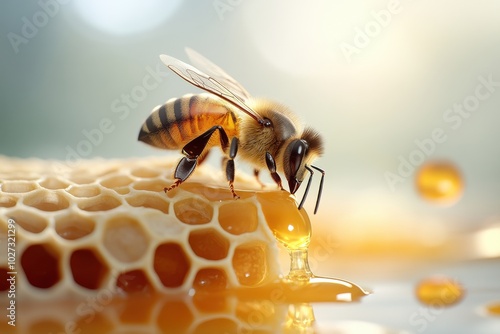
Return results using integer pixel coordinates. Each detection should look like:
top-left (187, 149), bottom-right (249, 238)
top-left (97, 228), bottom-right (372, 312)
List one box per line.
top-left (138, 49), bottom-right (325, 213)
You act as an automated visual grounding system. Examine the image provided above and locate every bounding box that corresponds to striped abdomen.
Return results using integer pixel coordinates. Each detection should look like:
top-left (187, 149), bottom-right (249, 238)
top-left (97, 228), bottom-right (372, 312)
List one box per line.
top-left (138, 94), bottom-right (239, 150)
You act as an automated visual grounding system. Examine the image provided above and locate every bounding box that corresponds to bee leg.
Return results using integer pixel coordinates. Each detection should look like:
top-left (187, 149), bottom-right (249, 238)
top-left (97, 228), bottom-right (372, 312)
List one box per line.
top-left (226, 137), bottom-right (240, 199)
top-left (254, 169), bottom-right (266, 188)
top-left (265, 152), bottom-right (284, 190)
top-left (164, 157), bottom-right (197, 192)
top-left (164, 125), bottom-right (229, 193)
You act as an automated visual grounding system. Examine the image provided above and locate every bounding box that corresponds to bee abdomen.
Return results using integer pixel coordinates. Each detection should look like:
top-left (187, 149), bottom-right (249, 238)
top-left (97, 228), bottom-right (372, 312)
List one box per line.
top-left (138, 94), bottom-right (236, 150)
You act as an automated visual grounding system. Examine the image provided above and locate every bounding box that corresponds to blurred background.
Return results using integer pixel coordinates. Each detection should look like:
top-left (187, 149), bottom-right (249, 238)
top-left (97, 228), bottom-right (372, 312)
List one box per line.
top-left (1, 1), bottom-right (500, 247)
top-left (1, 1), bottom-right (500, 332)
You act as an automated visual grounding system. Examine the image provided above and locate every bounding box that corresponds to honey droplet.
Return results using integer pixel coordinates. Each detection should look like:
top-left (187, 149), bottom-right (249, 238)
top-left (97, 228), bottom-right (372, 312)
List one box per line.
top-left (484, 302), bottom-right (500, 316)
top-left (257, 191), bottom-right (311, 250)
top-left (415, 161), bottom-right (463, 204)
top-left (415, 276), bottom-right (464, 307)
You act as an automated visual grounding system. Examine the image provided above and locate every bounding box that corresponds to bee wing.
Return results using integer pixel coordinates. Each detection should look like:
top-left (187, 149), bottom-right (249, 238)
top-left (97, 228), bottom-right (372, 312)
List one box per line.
top-left (159, 53), bottom-right (264, 124)
top-left (185, 48), bottom-right (252, 102)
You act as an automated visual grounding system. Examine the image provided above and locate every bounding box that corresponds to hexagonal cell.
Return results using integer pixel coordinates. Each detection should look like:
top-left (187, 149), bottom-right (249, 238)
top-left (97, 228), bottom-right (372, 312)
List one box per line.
top-left (0, 194), bottom-right (17, 208)
top-left (174, 197), bottom-right (213, 225)
top-left (28, 319), bottom-right (65, 334)
top-left (70, 248), bottom-right (108, 290)
top-left (1, 181), bottom-right (37, 193)
top-left (189, 229), bottom-right (229, 261)
top-left (126, 193), bottom-right (169, 214)
top-left (100, 175), bottom-right (133, 189)
top-left (67, 174), bottom-right (94, 184)
top-left (232, 243), bottom-right (268, 286)
top-left (131, 167), bottom-right (160, 178)
top-left (39, 177), bottom-right (69, 190)
top-left (116, 269), bottom-right (151, 294)
top-left (55, 213), bottom-right (95, 240)
top-left (132, 179), bottom-right (170, 192)
top-left (181, 182), bottom-right (254, 201)
top-left (8, 209), bottom-right (48, 233)
top-left (67, 185), bottom-right (101, 198)
top-left (157, 300), bottom-right (193, 334)
top-left (74, 313), bottom-right (114, 334)
top-left (219, 200), bottom-right (258, 235)
top-left (154, 243), bottom-right (190, 288)
top-left (23, 190), bottom-right (70, 212)
top-left (193, 319), bottom-right (237, 334)
top-left (193, 268), bottom-right (227, 291)
top-left (21, 244), bottom-right (60, 289)
top-left (77, 195), bottom-right (121, 212)
top-left (103, 216), bottom-right (149, 263)
top-left (0, 267), bottom-right (9, 291)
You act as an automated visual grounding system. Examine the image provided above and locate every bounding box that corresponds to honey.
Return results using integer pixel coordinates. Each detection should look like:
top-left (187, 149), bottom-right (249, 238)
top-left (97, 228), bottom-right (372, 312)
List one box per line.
top-left (415, 276), bottom-right (464, 307)
top-left (484, 302), bottom-right (500, 316)
top-left (0, 156), bottom-right (369, 333)
top-left (415, 161), bottom-right (463, 204)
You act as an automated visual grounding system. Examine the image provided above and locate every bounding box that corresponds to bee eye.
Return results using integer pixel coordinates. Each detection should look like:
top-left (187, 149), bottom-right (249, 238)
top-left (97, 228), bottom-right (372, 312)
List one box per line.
top-left (289, 140), bottom-right (308, 176)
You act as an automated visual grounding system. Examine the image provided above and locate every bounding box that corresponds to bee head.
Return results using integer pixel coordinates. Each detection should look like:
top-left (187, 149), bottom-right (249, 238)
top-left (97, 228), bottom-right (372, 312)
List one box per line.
top-left (283, 128), bottom-right (324, 213)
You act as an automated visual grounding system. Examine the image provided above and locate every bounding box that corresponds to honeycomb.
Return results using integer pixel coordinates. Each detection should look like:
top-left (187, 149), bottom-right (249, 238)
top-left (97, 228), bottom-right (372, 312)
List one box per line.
top-left (0, 155), bottom-right (290, 301)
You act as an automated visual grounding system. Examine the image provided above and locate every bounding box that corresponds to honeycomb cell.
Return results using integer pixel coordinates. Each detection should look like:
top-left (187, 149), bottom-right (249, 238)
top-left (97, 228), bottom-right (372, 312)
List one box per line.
top-left (132, 179), bottom-right (170, 192)
top-left (23, 190), bottom-right (70, 212)
top-left (68, 174), bottom-right (94, 184)
top-left (189, 229), bottom-right (229, 260)
top-left (39, 177), bottom-right (69, 190)
top-left (101, 175), bottom-right (133, 189)
top-left (415, 276), bottom-right (464, 307)
top-left (1, 181), bottom-right (37, 193)
top-left (415, 161), bottom-right (463, 204)
top-left (21, 244), bottom-right (60, 288)
top-left (116, 270), bottom-right (151, 294)
top-left (174, 197), bottom-right (213, 225)
top-left (181, 182), bottom-right (253, 201)
top-left (77, 195), bottom-right (121, 211)
top-left (126, 193), bottom-right (169, 214)
top-left (70, 248), bottom-right (109, 290)
top-left (157, 300), bottom-right (193, 334)
top-left (0, 268), bottom-right (9, 291)
top-left (232, 243), bottom-right (268, 286)
top-left (131, 167), bottom-right (160, 178)
top-left (103, 216), bottom-right (149, 263)
top-left (219, 200), bottom-right (258, 235)
top-left (29, 319), bottom-right (65, 334)
top-left (0, 194), bottom-right (17, 208)
top-left (154, 243), bottom-right (190, 288)
top-left (67, 184), bottom-right (101, 197)
top-left (118, 294), bottom-right (156, 324)
top-left (55, 213), bottom-right (95, 240)
top-left (193, 268), bottom-right (228, 291)
top-left (75, 313), bottom-right (114, 334)
top-left (8, 209), bottom-right (48, 233)
top-left (193, 318), bottom-right (237, 334)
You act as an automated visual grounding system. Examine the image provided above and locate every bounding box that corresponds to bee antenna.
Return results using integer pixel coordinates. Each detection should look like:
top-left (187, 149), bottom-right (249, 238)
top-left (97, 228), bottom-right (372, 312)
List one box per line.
top-left (298, 165), bottom-right (314, 213)
top-left (311, 165), bottom-right (325, 214)
top-left (298, 165), bottom-right (325, 214)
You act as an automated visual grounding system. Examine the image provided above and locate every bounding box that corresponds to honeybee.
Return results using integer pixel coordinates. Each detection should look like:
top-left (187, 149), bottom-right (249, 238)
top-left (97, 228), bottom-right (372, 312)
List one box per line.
top-left (138, 49), bottom-right (325, 213)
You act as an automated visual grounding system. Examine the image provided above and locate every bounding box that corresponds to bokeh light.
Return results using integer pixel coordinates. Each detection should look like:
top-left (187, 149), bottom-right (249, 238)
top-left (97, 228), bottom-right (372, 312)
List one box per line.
top-left (73, 0), bottom-right (182, 35)
top-left (415, 276), bottom-right (464, 307)
top-left (415, 161), bottom-right (463, 205)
